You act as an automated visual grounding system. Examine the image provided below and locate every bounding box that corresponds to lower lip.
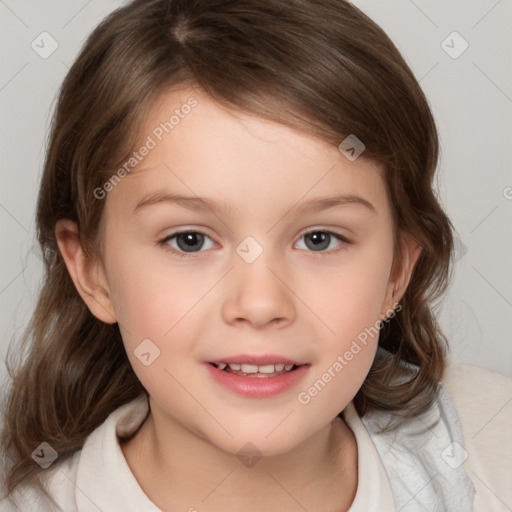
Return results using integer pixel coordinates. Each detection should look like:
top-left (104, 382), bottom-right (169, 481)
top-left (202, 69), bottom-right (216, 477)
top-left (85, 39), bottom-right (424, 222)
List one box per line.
top-left (205, 363), bottom-right (310, 398)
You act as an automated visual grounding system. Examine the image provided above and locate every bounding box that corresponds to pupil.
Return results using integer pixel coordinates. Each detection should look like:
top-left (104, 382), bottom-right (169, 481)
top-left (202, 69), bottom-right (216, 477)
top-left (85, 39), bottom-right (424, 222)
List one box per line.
top-left (177, 233), bottom-right (204, 252)
top-left (306, 232), bottom-right (329, 251)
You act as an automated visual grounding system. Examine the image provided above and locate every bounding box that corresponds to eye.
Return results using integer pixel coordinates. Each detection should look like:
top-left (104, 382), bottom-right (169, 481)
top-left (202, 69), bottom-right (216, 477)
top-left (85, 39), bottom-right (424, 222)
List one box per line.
top-left (158, 231), bottom-right (216, 255)
top-left (158, 229), bottom-right (350, 257)
top-left (295, 230), bottom-right (348, 253)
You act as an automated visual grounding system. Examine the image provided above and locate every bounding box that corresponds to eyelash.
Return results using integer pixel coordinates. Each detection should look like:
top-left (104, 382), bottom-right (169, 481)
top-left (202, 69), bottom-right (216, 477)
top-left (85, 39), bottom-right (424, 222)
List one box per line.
top-left (157, 229), bottom-right (352, 259)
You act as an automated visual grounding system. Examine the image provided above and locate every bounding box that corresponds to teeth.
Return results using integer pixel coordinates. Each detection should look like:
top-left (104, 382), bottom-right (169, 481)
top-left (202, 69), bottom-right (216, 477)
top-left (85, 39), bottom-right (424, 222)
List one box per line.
top-left (258, 364), bottom-right (276, 374)
top-left (216, 362), bottom-right (296, 373)
top-left (240, 364), bottom-right (259, 373)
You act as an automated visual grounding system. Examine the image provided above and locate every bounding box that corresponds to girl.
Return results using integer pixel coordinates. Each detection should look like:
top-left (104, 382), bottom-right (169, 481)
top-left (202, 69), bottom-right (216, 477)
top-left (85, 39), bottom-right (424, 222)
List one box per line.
top-left (1, 0), bottom-right (511, 510)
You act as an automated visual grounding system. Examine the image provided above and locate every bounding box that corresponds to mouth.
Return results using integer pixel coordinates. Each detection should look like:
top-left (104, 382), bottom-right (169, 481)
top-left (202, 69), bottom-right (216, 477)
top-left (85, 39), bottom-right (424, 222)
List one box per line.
top-left (208, 361), bottom-right (301, 378)
top-left (205, 356), bottom-right (309, 398)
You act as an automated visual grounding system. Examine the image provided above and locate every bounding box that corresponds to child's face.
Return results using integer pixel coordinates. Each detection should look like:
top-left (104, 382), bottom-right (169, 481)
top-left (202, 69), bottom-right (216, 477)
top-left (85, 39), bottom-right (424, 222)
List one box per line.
top-left (96, 87), bottom-right (406, 455)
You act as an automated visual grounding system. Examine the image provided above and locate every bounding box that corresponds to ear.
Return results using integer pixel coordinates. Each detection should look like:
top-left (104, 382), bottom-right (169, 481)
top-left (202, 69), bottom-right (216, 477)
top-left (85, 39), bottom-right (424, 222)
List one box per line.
top-left (55, 219), bottom-right (117, 324)
top-left (381, 235), bottom-right (422, 317)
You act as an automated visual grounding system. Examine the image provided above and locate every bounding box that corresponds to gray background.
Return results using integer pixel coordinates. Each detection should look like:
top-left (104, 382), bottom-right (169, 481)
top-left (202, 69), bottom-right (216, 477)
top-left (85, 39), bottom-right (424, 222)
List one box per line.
top-left (1, 0), bottom-right (511, 383)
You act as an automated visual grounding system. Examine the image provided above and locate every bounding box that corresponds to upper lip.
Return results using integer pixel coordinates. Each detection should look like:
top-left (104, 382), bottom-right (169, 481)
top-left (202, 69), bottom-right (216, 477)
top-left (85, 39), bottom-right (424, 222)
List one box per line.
top-left (208, 354), bottom-right (305, 366)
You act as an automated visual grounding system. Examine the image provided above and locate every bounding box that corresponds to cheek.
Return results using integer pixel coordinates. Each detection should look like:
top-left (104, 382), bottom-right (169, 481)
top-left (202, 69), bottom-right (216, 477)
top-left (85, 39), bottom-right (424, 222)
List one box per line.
top-left (296, 238), bottom-right (394, 414)
top-left (307, 243), bottom-right (393, 343)
top-left (106, 254), bottom-right (205, 399)
top-left (105, 246), bottom-right (209, 358)
top-left (296, 262), bottom-right (391, 421)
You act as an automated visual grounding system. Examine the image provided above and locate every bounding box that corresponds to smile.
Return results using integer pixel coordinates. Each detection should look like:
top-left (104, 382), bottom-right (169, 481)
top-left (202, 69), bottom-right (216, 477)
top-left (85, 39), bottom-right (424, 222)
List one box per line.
top-left (211, 362), bottom-right (297, 377)
top-left (205, 357), bottom-right (310, 398)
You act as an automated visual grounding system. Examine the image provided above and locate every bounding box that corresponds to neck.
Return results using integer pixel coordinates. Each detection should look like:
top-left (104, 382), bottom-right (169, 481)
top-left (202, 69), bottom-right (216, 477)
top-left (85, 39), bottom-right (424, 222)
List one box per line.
top-left (121, 402), bottom-right (358, 512)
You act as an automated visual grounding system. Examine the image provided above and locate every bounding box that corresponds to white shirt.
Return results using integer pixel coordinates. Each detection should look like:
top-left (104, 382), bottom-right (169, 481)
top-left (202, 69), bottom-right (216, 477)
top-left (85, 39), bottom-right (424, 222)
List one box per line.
top-left (1, 361), bottom-right (511, 511)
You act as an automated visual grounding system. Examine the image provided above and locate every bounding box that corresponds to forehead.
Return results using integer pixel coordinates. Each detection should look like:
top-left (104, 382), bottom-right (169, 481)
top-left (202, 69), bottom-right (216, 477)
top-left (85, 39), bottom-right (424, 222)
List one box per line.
top-left (106, 87), bottom-right (388, 218)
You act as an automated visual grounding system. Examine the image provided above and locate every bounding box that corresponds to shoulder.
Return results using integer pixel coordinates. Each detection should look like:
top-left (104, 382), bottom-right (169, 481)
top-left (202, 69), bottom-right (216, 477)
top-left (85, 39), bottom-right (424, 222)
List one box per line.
top-left (0, 450), bottom-right (81, 511)
top-left (359, 355), bottom-right (512, 510)
top-left (441, 361), bottom-right (512, 443)
top-left (441, 361), bottom-right (512, 413)
top-left (0, 394), bottom-right (150, 512)
top-left (441, 362), bottom-right (512, 510)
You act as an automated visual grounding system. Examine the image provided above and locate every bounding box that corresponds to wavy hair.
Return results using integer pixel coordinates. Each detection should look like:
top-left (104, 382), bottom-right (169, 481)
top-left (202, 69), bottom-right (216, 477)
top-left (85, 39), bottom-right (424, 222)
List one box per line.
top-left (1, 0), bottom-right (453, 497)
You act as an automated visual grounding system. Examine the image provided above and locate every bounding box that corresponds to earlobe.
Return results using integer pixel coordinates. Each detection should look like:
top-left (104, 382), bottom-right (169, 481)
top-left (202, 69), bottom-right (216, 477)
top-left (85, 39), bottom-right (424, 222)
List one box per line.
top-left (55, 219), bottom-right (117, 324)
top-left (382, 236), bottom-right (422, 317)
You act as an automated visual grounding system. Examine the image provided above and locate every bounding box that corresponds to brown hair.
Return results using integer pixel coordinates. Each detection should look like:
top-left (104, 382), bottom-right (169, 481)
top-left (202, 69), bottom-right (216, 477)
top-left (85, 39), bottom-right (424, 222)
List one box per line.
top-left (1, 0), bottom-right (453, 498)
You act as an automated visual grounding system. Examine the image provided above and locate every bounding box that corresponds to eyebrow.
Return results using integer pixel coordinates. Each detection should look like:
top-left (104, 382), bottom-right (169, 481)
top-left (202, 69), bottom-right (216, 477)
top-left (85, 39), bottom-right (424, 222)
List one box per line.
top-left (133, 191), bottom-right (376, 217)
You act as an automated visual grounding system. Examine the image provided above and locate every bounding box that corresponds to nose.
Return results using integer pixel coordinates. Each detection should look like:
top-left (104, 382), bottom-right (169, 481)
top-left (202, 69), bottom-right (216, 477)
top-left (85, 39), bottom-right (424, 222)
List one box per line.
top-left (221, 254), bottom-right (296, 330)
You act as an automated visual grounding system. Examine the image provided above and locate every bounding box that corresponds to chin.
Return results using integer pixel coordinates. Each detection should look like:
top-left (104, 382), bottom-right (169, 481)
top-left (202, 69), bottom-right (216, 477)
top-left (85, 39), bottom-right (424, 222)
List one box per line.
top-left (204, 419), bottom-right (317, 461)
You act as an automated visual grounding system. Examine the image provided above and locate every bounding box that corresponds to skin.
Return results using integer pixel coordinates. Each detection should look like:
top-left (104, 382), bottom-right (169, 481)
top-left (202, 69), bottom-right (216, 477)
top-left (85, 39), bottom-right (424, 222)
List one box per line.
top-left (56, 86), bottom-right (420, 511)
